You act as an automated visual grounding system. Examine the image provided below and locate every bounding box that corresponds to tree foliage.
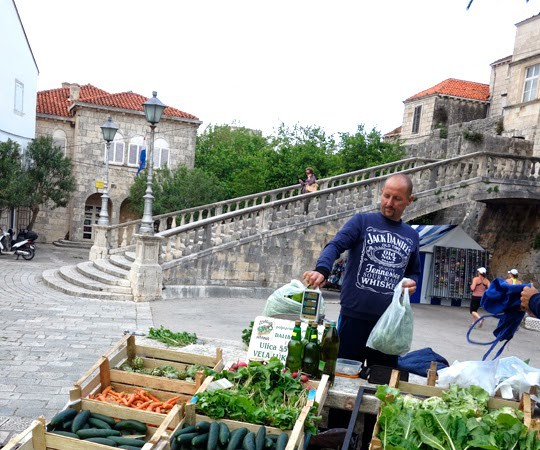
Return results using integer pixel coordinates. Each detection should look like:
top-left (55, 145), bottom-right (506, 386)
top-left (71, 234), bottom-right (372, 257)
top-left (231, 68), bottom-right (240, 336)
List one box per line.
top-left (0, 139), bottom-right (23, 213)
top-left (18, 136), bottom-right (76, 230)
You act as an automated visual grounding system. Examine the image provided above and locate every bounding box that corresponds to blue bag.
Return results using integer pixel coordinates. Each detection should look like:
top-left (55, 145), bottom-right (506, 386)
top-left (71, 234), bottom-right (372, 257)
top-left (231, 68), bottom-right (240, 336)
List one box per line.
top-left (467, 278), bottom-right (529, 360)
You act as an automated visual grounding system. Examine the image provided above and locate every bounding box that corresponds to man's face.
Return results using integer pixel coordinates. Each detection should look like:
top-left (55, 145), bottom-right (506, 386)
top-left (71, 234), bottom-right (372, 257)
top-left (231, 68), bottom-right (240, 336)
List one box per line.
top-left (380, 178), bottom-right (414, 221)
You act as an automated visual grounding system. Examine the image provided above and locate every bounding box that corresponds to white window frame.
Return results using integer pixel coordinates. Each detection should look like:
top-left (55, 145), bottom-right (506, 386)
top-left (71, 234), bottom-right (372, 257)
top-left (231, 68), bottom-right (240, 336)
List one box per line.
top-left (153, 138), bottom-right (170, 169)
top-left (14, 80), bottom-right (24, 115)
top-left (522, 64), bottom-right (539, 103)
top-left (128, 135), bottom-right (145, 167)
top-left (105, 132), bottom-right (125, 165)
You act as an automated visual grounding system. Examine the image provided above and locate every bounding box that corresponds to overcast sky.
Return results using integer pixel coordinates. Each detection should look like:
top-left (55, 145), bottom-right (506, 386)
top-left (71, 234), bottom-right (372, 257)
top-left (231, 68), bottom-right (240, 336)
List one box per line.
top-left (15, 0), bottom-right (539, 138)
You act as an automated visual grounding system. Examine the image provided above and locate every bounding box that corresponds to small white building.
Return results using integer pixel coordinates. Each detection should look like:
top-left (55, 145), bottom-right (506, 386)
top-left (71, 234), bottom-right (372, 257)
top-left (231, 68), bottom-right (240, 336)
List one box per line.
top-left (0, 0), bottom-right (38, 150)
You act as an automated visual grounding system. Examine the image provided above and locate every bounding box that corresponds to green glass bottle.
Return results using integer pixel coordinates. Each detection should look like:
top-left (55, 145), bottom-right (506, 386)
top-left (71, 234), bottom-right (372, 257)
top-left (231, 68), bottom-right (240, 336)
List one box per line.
top-left (320, 321), bottom-right (340, 386)
top-left (285, 320), bottom-right (303, 373)
top-left (302, 323), bottom-right (321, 378)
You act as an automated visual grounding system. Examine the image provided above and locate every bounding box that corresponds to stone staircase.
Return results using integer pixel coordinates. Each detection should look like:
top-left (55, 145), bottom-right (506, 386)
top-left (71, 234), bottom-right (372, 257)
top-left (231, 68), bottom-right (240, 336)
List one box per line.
top-left (42, 252), bottom-right (136, 301)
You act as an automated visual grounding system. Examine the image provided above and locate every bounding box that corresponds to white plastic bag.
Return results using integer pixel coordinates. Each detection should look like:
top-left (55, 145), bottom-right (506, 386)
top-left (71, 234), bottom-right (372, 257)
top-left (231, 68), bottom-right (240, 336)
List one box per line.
top-left (366, 279), bottom-right (413, 355)
top-left (262, 279), bottom-right (325, 317)
top-left (437, 360), bottom-right (499, 395)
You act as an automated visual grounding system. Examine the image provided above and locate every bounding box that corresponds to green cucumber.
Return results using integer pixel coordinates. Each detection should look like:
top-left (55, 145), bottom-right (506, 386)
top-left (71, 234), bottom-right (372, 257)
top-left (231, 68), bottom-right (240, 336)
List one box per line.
top-left (218, 423), bottom-right (230, 446)
top-left (88, 418), bottom-right (112, 430)
top-left (108, 436), bottom-right (146, 447)
top-left (207, 422), bottom-right (220, 450)
top-left (195, 421), bottom-right (211, 432)
top-left (119, 446), bottom-right (145, 450)
top-left (114, 420), bottom-right (147, 434)
top-left (174, 424), bottom-right (197, 437)
top-left (72, 410), bottom-right (91, 433)
top-left (242, 432), bottom-right (256, 450)
top-left (51, 430), bottom-right (80, 439)
top-left (275, 434), bottom-right (288, 450)
top-left (50, 408), bottom-right (78, 427)
top-left (255, 427), bottom-right (266, 450)
top-left (61, 421), bottom-right (73, 431)
top-left (76, 429), bottom-right (122, 439)
top-left (171, 434), bottom-right (181, 450)
top-left (85, 437), bottom-right (118, 446)
top-left (226, 428), bottom-right (248, 450)
top-left (264, 437), bottom-right (274, 449)
top-left (177, 432), bottom-right (199, 445)
top-left (90, 413), bottom-right (117, 427)
top-left (192, 433), bottom-right (209, 448)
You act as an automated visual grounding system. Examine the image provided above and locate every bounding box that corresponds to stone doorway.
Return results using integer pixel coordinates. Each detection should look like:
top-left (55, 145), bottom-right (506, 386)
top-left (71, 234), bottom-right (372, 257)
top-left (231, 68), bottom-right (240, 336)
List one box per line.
top-left (83, 194), bottom-right (111, 240)
top-left (120, 198), bottom-right (139, 223)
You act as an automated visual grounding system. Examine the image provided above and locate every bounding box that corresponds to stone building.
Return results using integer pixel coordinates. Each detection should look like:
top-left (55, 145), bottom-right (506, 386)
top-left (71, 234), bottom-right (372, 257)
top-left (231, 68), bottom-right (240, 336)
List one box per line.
top-left (35, 83), bottom-right (201, 243)
top-left (488, 13), bottom-right (540, 152)
top-left (397, 78), bottom-right (490, 145)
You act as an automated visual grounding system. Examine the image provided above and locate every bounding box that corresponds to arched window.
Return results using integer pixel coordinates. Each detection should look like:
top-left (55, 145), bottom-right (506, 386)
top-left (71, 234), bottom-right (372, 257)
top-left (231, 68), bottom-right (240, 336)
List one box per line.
top-left (105, 132), bottom-right (125, 164)
top-left (128, 135), bottom-right (145, 167)
top-left (153, 138), bottom-right (170, 169)
top-left (52, 129), bottom-right (67, 155)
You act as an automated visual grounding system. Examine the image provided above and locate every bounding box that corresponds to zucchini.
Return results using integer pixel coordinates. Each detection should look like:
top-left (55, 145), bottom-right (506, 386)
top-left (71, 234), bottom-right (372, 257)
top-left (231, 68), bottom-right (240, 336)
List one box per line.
top-left (195, 421), bottom-right (211, 432)
top-left (51, 430), bottom-right (80, 439)
top-left (76, 428), bottom-right (122, 439)
top-left (85, 437), bottom-right (118, 446)
top-left (90, 413), bottom-right (117, 427)
top-left (275, 434), bottom-right (288, 450)
top-left (192, 433), bottom-right (209, 448)
top-left (177, 432), bottom-right (199, 445)
top-left (255, 427), bottom-right (266, 450)
top-left (207, 422), bottom-right (220, 450)
top-left (242, 432), bottom-right (256, 450)
top-left (114, 420), bottom-right (147, 434)
top-left (108, 436), bottom-right (147, 447)
top-left (218, 423), bottom-right (230, 446)
top-left (226, 428), bottom-right (248, 450)
top-left (50, 408), bottom-right (78, 427)
top-left (174, 424), bottom-right (197, 437)
top-left (72, 410), bottom-right (91, 433)
top-left (264, 437), bottom-right (274, 449)
top-left (88, 418), bottom-right (112, 430)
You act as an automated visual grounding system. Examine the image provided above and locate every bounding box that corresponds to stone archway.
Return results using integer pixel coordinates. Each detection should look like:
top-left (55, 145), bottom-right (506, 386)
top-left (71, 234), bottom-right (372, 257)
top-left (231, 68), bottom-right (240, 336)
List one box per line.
top-left (119, 198), bottom-right (139, 223)
top-left (83, 193), bottom-right (111, 240)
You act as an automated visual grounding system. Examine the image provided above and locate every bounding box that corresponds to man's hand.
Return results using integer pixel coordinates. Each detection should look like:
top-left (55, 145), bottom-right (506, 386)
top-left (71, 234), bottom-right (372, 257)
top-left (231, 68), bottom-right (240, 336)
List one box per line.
top-left (520, 285), bottom-right (538, 313)
top-left (303, 270), bottom-right (326, 289)
top-left (403, 279), bottom-right (417, 295)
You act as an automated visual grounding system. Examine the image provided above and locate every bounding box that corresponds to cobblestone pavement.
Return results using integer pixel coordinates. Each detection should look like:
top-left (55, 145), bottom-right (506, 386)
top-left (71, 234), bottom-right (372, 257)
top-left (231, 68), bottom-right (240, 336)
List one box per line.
top-left (0, 244), bottom-right (152, 444)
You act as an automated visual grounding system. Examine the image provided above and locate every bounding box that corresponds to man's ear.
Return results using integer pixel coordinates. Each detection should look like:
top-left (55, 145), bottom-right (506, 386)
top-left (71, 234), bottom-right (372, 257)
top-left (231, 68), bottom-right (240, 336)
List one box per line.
top-left (408, 195), bottom-right (414, 205)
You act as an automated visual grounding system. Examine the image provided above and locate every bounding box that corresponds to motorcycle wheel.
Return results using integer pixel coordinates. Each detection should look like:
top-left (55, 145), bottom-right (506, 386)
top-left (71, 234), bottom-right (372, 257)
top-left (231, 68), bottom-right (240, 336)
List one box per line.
top-left (22, 248), bottom-right (35, 261)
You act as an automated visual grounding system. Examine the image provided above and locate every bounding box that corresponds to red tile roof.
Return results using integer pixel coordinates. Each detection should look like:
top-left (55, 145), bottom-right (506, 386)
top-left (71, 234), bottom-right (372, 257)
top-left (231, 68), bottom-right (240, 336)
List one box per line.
top-left (383, 126), bottom-right (401, 137)
top-left (37, 84), bottom-right (199, 121)
top-left (405, 78), bottom-right (490, 102)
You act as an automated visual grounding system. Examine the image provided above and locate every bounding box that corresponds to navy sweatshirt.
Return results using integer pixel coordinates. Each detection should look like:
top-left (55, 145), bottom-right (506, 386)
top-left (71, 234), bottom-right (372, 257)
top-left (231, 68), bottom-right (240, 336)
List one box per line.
top-left (316, 212), bottom-right (421, 320)
top-left (529, 293), bottom-right (540, 318)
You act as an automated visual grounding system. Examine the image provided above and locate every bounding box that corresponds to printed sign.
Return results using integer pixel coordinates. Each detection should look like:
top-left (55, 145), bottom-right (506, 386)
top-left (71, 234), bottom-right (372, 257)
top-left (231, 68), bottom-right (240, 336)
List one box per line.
top-left (247, 316), bottom-right (324, 363)
top-left (95, 180), bottom-right (104, 189)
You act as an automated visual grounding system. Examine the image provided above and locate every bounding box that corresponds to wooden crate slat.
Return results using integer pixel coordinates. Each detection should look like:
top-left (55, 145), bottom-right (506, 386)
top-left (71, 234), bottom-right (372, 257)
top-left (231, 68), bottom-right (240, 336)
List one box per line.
top-left (128, 357), bottom-right (192, 372)
top-left (109, 370), bottom-right (198, 395)
top-left (135, 345), bottom-right (217, 367)
top-left (80, 398), bottom-right (167, 424)
top-left (109, 346), bottom-right (129, 368)
top-left (2, 419), bottom-right (42, 450)
top-left (147, 404), bottom-right (183, 445)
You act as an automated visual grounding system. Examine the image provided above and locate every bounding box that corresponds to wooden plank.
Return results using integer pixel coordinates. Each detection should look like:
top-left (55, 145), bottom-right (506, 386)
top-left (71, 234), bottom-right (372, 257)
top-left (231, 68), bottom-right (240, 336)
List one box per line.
top-left (135, 345), bottom-right (216, 367)
top-left (80, 398), bottom-right (167, 424)
top-left (31, 417), bottom-right (46, 450)
top-left (2, 420), bottom-right (42, 450)
top-left (79, 372), bottom-right (101, 399)
top-left (109, 346), bottom-right (128, 368)
top-left (109, 370), bottom-right (198, 395)
top-left (109, 382), bottom-right (192, 404)
top-left (284, 405), bottom-right (309, 450)
top-left (147, 404), bottom-right (183, 445)
top-left (99, 358), bottom-right (111, 390)
top-left (127, 335), bottom-right (137, 361)
top-left (427, 361), bottom-right (438, 386)
top-left (312, 375), bottom-right (329, 414)
top-left (130, 358), bottom-right (191, 372)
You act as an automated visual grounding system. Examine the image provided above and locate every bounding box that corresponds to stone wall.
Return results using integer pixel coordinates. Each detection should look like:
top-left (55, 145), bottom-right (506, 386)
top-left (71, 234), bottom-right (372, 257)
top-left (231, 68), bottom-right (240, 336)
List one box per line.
top-left (34, 108), bottom-right (199, 242)
top-left (404, 116), bottom-right (533, 160)
top-left (433, 97), bottom-right (488, 126)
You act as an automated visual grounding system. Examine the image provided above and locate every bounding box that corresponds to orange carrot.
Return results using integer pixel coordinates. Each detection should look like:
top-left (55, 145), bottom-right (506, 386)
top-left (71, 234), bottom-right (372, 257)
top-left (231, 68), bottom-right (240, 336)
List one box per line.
top-left (102, 386), bottom-right (112, 396)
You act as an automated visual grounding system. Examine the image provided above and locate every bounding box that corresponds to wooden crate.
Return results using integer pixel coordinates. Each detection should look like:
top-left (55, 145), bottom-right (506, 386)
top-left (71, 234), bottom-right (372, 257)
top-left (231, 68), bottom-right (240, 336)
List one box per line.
top-left (2, 402), bottom-right (182, 450)
top-left (369, 370), bottom-right (534, 450)
top-left (188, 374), bottom-right (329, 450)
top-left (70, 335), bottom-right (224, 414)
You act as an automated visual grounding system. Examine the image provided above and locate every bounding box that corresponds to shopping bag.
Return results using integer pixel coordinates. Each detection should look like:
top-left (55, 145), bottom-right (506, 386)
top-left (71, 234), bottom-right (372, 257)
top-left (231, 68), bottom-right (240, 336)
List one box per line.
top-left (366, 279), bottom-right (413, 355)
top-left (262, 279), bottom-right (325, 317)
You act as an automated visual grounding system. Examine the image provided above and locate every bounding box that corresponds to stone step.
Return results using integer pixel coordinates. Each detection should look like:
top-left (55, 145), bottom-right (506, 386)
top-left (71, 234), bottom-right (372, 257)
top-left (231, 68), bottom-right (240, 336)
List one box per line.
top-left (110, 254), bottom-right (133, 271)
top-left (125, 251), bottom-right (136, 262)
top-left (58, 266), bottom-right (132, 294)
top-left (42, 269), bottom-right (133, 301)
top-left (93, 258), bottom-right (130, 278)
top-left (52, 239), bottom-right (93, 249)
top-left (76, 261), bottom-right (130, 287)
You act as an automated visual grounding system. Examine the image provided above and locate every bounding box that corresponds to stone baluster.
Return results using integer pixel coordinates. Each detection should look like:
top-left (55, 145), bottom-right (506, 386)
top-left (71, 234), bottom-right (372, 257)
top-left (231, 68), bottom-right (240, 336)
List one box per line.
top-left (163, 236), bottom-right (173, 262)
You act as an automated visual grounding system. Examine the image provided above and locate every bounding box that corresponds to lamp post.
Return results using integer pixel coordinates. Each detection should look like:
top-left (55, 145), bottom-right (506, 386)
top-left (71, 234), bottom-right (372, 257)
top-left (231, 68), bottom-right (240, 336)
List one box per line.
top-left (98, 116), bottom-right (119, 226)
top-left (139, 91), bottom-right (167, 234)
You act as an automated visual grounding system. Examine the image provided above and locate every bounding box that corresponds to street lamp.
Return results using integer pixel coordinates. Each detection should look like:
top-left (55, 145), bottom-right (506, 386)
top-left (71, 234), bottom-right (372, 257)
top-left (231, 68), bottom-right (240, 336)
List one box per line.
top-left (98, 116), bottom-right (119, 226)
top-left (139, 91), bottom-right (167, 234)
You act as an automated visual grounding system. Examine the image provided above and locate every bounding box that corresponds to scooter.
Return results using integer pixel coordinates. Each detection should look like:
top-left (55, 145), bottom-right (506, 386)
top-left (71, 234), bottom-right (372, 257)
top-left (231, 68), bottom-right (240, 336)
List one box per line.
top-left (0, 228), bottom-right (36, 260)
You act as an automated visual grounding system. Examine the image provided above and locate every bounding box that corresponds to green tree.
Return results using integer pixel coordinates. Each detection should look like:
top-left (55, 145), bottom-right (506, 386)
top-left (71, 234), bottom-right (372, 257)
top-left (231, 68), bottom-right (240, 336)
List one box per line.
top-left (195, 125), bottom-right (271, 198)
top-left (128, 165), bottom-right (225, 217)
top-left (337, 125), bottom-right (405, 173)
top-left (18, 136), bottom-right (76, 230)
top-left (0, 139), bottom-right (23, 213)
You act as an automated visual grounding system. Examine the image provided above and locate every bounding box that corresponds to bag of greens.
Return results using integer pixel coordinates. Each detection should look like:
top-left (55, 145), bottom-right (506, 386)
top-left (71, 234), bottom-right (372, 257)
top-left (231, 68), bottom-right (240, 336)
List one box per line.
top-left (262, 279), bottom-right (325, 317)
top-left (366, 278), bottom-right (413, 355)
